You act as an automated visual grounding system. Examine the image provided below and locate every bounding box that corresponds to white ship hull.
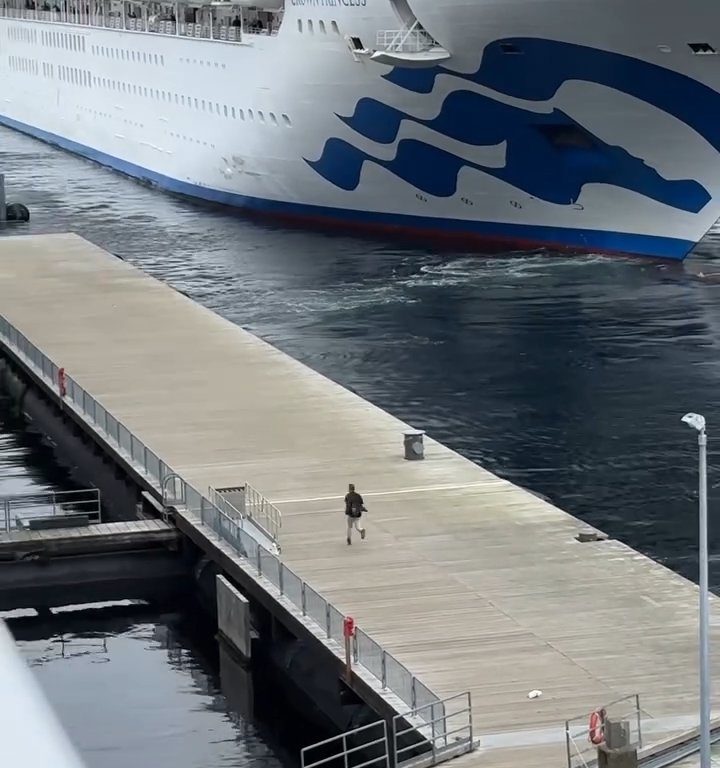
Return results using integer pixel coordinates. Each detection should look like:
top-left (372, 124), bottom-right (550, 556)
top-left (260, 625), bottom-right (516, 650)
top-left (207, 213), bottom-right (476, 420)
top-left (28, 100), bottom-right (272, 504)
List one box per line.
top-left (2, 0), bottom-right (720, 259)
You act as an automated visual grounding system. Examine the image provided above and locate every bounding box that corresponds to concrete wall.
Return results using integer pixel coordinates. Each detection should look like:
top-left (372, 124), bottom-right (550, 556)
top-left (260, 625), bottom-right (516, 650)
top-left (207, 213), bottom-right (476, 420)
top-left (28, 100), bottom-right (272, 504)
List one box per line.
top-left (216, 574), bottom-right (251, 660)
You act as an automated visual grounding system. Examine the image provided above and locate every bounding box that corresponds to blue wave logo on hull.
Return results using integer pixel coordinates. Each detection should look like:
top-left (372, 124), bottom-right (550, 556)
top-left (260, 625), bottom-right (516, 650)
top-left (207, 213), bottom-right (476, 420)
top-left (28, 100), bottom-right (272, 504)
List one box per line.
top-left (307, 39), bottom-right (715, 214)
top-left (385, 39), bottom-right (720, 152)
top-left (308, 92), bottom-right (708, 211)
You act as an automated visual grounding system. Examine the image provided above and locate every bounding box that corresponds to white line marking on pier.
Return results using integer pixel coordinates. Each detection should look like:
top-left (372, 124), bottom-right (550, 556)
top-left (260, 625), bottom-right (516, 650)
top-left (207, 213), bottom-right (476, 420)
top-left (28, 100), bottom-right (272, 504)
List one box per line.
top-left (270, 480), bottom-right (506, 505)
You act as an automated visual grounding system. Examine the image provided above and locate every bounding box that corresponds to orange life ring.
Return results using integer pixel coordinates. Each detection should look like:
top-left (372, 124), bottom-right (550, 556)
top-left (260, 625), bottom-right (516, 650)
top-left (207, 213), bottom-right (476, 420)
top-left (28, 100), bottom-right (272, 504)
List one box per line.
top-left (588, 709), bottom-right (605, 745)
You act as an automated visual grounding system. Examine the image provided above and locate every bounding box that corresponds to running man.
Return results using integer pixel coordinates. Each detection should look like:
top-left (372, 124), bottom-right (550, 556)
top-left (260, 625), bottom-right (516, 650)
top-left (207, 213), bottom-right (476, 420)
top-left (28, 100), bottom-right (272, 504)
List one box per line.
top-left (344, 483), bottom-right (366, 545)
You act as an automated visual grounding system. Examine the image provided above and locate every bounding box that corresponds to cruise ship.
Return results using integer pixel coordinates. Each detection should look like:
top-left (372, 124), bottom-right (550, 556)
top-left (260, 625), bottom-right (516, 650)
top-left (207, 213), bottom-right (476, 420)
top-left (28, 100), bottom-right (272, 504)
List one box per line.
top-left (1, 0), bottom-right (719, 260)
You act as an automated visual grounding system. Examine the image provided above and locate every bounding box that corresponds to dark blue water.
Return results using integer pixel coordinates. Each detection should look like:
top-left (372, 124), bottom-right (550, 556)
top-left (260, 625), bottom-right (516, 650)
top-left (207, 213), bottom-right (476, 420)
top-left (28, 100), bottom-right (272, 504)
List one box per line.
top-left (10, 603), bottom-right (302, 768)
top-left (2, 122), bottom-right (720, 764)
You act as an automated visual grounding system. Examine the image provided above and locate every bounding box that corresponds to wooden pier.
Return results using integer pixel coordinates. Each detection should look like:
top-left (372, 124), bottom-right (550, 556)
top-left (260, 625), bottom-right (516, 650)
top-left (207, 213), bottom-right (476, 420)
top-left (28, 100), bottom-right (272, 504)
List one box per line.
top-left (0, 233), bottom-right (715, 768)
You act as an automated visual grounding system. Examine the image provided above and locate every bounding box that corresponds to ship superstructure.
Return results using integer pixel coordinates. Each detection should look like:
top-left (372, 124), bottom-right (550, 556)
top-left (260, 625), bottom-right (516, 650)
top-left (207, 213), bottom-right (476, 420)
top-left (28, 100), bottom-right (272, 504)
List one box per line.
top-left (1, 0), bottom-right (720, 259)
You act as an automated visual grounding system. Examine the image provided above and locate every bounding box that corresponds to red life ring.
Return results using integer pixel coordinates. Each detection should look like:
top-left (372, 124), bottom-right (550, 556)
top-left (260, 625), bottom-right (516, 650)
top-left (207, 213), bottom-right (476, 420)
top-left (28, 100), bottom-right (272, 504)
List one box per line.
top-left (588, 709), bottom-right (605, 745)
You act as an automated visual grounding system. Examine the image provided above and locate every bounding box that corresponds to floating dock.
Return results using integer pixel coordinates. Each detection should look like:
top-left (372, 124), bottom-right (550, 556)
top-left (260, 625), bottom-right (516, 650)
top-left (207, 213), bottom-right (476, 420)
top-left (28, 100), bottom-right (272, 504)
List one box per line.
top-left (0, 519), bottom-right (184, 610)
top-left (0, 233), bottom-right (715, 768)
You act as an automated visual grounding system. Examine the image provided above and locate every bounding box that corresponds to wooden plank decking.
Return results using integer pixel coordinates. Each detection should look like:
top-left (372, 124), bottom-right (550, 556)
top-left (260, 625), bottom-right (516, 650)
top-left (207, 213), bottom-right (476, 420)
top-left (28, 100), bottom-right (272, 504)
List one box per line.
top-left (0, 519), bottom-right (177, 555)
top-left (0, 233), bottom-right (715, 768)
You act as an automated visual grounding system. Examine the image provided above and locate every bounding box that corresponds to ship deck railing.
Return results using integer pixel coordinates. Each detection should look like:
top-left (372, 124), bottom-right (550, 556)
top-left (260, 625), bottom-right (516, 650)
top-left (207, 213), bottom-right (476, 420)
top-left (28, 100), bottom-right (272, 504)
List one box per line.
top-left (376, 22), bottom-right (437, 53)
top-left (0, 6), bottom-right (282, 44)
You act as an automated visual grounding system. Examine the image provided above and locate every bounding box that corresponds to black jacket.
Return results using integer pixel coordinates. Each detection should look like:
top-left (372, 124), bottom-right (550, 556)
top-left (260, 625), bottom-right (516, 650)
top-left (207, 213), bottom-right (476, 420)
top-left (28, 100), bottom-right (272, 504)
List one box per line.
top-left (345, 491), bottom-right (364, 517)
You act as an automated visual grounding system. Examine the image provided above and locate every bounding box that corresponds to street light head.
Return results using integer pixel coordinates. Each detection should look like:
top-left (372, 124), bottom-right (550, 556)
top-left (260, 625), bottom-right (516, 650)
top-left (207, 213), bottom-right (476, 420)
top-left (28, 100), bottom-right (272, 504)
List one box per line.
top-left (682, 412), bottom-right (706, 433)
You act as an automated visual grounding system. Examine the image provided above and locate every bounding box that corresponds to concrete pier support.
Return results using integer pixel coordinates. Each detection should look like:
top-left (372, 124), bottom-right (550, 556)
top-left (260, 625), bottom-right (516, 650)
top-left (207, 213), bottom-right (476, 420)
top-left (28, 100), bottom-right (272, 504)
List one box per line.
top-left (216, 574), bottom-right (251, 660)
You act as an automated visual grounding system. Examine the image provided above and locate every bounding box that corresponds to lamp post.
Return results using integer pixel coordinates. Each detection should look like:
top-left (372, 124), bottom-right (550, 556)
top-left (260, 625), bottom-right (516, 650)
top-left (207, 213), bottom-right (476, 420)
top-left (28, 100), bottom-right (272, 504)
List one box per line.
top-left (682, 412), bottom-right (710, 768)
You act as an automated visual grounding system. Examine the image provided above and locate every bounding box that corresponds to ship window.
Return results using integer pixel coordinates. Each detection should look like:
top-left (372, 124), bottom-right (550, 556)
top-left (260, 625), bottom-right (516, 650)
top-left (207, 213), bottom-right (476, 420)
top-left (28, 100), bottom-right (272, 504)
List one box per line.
top-left (258, 110), bottom-right (265, 122)
top-left (248, 109), bottom-right (254, 120)
top-left (688, 42), bottom-right (717, 55)
top-left (500, 41), bottom-right (522, 54)
top-left (238, 108), bottom-right (244, 120)
top-left (223, 104), bottom-right (228, 117)
top-left (331, 21), bottom-right (339, 34)
top-left (216, 102), bottom-right (221, 114)
top-left (194, 97), bottom-right (199, 108)
top-left (536, 123), bottom-right (596, 149)
top-left (319, 20), bottom-right (326, 34)
top-left (175, 93), bottom-right (179, 104)
top-left (297, 19), bottom-right (302, 32)
top-left (231, 106), bottom-right (236, 118)
top-left (308, 19), bottom-right (313, 33)
top-left (201, 99), bottom-right (206, 110)
top-left (181, 95), bottom-right (185, 105)
top-left (270, 112), bottom-right (277, 125)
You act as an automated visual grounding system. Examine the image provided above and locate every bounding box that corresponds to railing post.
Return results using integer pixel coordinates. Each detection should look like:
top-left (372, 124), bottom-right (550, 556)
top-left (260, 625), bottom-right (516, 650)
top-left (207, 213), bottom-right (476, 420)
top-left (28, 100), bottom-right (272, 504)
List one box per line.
top-left (256, 547), bottom-right (262, 575)
top-left (325, 604), bottom-right (331, 638)
top-left (411, 678), bottom-right (417, 710)
top-left (143, 445), bottom-right (148, 475)
top-left (467, 691), bottom-right (473, 747)
top-left (381, 651), bottom-right (387, 689)
top-left (565, 720), bottom-right (572, 768)
top-left (301, 583), bottom-right (307, 615)
top-left (278, 563), bottom-right (284, 595)
top-left (635, 693), bottom-right (642, 749)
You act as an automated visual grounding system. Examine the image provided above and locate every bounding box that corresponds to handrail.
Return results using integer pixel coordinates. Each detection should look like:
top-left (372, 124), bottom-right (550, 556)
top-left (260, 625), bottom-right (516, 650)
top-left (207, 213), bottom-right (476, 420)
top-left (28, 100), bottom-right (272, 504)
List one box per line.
top-left (565, 693), bottom-right (642, 768)
top-left (376, 25), bottom-right (436, 53)
top-left (2, 488), bottom-right (101, 532)
top-left (0, 312), bottom-right (447, 725)
top-left (393, 692), bottom-right (474, 768)
top-left (208, 485), bottom-right (280, 554)
top-left (302, 720), bottom-right (389, 768)
top-left (244, 483), bottom-right (282, 542)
